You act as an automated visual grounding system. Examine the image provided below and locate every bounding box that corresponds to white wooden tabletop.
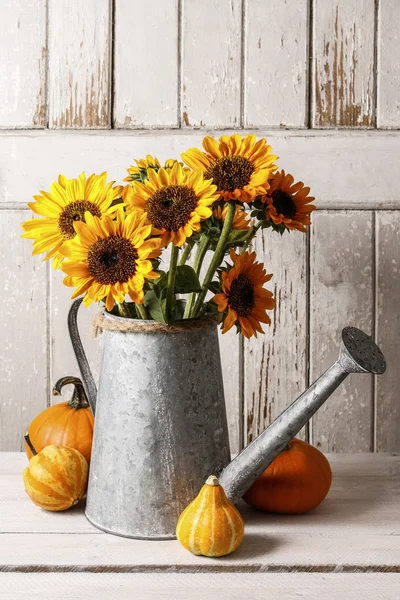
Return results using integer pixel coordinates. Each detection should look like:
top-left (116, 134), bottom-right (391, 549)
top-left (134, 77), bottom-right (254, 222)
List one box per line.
top-left (1, 452), bottom-right (400, 599)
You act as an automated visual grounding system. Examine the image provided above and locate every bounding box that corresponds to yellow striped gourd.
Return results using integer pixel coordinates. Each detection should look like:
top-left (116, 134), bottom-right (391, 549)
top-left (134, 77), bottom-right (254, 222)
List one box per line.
top-left (23, 441), bottom-right (88, 512)
top-left (176, 475), bottom-right (244, 557)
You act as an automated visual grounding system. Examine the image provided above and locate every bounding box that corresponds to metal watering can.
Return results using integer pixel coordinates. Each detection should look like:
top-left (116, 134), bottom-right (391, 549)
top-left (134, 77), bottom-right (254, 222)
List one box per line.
top-left (69, 298), bottom-right (386, 539)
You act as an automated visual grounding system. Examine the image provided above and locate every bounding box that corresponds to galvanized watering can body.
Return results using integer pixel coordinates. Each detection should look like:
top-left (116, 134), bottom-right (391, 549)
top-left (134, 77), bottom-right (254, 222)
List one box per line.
top-left (69, 298), bottom-right (386, 539)
top-left (69, 300), bottom-right (230, 539)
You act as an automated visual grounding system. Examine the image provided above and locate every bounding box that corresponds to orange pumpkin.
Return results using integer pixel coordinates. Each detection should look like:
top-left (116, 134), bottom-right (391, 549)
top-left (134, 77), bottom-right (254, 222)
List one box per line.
top-left (243, 438), bottom-right (332, 514)
top-left (25, 376), bottom-right (94, 464)
top-left (176, 475), bottom-right (244, 557)
top-left (23, 435), bottom-right (88, 511)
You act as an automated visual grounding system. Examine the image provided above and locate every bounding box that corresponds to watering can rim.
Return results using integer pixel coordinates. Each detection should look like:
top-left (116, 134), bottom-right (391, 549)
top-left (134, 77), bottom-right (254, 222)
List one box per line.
top-left (101, 308), bottom-right (221, 326)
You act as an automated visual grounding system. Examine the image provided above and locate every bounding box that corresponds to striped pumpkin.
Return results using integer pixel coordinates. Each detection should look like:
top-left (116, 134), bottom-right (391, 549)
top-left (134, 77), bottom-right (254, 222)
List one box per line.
top-left (176, 475), bottom-right (244, 557)
top-left (23, 444), bottom-right (88, 511)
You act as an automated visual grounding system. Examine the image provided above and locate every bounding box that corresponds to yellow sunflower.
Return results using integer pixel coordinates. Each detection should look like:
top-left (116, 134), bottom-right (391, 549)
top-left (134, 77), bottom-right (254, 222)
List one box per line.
top-left (61, 211), bottom-right (162, 311)
top-left (124, 155), bottom-right (185, 183)
top-left (123, 162), bottom-right (219, 247)
top-left (21, 173), bottom-right (122, 269)
top-left (181, 134), bottom-right (278, 203)
top-left (213, 249), bottom-right (275, 339)
top-left (261, 170), bottom-right (315, 233)
top-left (213, 203), bottom-right (251, 231)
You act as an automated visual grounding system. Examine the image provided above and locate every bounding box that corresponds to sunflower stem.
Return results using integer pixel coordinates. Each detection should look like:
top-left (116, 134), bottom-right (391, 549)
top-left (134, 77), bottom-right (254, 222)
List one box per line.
top-left (184, 235), bottom-right (211, 319)
top-left (166, 244), bottom-right (179, 322)
top-left (192, 202), bottom-right (236, 318)
top-left (241, 222), bottom-right (262, 254)
top-left (136, 303), bottom-right (149, 320)
top-left (179, 238), bottom-right (195, 266)
top-left (117, 301), bottom-right (130, 318)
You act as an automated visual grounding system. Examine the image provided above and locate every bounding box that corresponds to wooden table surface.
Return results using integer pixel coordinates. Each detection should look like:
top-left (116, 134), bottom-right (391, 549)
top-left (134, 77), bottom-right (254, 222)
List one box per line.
top-left (1, 452), bottom-right (400, 599)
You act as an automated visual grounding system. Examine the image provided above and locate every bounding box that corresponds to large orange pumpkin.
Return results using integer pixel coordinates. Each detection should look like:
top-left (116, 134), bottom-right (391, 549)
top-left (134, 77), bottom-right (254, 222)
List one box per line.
top-left (243, 438), bottom-right (332, 514)
top-left (25, 377), bottom-right (94, 464)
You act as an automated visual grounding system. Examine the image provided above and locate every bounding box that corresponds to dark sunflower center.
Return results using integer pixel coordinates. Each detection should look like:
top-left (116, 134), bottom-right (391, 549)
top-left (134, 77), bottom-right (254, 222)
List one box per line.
top-left (146, 185), bottom-right (198, 231)
top-left (204, 156), bottom-right (254, 192)
top-left (58, 200), bottom-right (101, 240)
top-left (87, 236), bottom-right (138, 285)
top-left (272, 190), bottom-right (297, 219)
top-left (228, 274), bottom-right (255, 317)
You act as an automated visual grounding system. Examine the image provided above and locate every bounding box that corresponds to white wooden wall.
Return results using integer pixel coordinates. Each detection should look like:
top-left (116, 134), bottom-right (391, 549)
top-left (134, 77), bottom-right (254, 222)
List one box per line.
top-left (1, 0), bottom-right (399, 454)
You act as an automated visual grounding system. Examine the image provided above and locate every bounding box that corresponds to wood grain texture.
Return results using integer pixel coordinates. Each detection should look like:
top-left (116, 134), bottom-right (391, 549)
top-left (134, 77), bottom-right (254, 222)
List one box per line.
top-left (1, 573), bottom-right (400, 600)
top-left (244, 229), bottom-right (308, 445)
top-left (3, 452), bottom-right (400, 533)
top-left (313, 0), bottom-right (375, 127)
top-left (2, 131), bottom-right (400, 209)
top-left (375, 212), bottom-right (400, 452)
top-left (197, 248), bottom-right (242, 453)
top-left (48, 0), bottom-right (111, 128)
top-left (2, 453), bottom-right (400, 571)
top-left (114, 0), bottom-right (179, 128)
top-left (5, 452), bottom-right (400, 536)
top-left (245, 0), bottom-right (309, 128)
top-left (310, 211), bottom-right (374, 452)
top-left (377, 1), bottom-right (400, 128)
top-left (182, 0), bottom-right (242, 128)
top-left (0, 0), bottom-right (46, 128)
top-left (219, 329), bottom-right (241, 453)
top-left (0, 213), bottom-right (47, 451)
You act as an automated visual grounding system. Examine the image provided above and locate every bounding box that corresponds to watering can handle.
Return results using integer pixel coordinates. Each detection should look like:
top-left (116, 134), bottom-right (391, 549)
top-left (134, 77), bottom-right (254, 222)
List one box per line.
top-left (68, 298), bottom-right (97, 416)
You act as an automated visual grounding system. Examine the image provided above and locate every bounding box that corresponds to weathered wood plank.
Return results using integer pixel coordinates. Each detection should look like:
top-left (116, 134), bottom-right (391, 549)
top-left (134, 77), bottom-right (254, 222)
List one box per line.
top-left (310, 211), bottom-right (374, 452)
top-left (3, 453), bottom-right (400, 535)
top-left (2, 131), bottom-right (400, 209)
top-left (377, 1), bottom-right (400, 128)
top-left (48, 0), bottom-right (111, 128)
top-left (375, 212), bottom-right (400, 452)
top-left (219, 329), bottom-right (241, 454)
top-left (1, 573), bottom-right (400, 600)
top-left (182, 0), bottom-right (242, 128)
top-left (0, 0), bottom-right (46, 128)
top-left (198, 248), bottom-right (241, 453)
top-left (245, 0), bottom-right (309, 128)
top-left (114, 0), bottom-right (179, 128)
top-left (0, 213), bottom-right (47, 451)
top-left (2, 529), bottom-right (400, 570)
top-left (244, 228), bottom-right (308, 445)
top-left (313, 0), bottom-right (375, 127)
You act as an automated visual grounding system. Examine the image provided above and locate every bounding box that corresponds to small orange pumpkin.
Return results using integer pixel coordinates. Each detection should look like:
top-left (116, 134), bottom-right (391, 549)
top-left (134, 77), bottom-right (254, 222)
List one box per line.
top-left (25, 376), bottom-right (94, 464)
top-left (23, 434), bottom-right (88, 511)
top-left (243, 438), bottom-right (332, 514)
top-left (176, 475), bottom-right (244, 557)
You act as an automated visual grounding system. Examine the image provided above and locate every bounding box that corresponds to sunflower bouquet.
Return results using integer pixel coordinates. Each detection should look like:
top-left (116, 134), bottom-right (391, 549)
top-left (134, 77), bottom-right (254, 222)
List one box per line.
top-left (22, 134), bottom-right (315, 339)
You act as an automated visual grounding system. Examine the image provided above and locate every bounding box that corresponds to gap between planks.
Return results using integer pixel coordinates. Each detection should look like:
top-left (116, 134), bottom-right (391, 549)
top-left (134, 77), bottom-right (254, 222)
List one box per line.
top-left (1, 564), bottom-right (400, 574)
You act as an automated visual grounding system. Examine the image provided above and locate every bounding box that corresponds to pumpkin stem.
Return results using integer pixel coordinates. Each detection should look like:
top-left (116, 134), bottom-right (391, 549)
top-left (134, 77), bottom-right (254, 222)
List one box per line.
top-left (53, 376), bottom-right (90, 410)
top-left (205, 475), bottom-right (219, 486)
top-left (24, 432), bottom-right (37, 456)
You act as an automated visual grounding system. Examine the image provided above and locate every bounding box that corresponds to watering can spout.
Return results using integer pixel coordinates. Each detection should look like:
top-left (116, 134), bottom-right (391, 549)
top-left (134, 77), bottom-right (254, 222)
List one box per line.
top-left (68, 298), bottom-right (97, 416)
top-left (219, 326), bottom-right (386, 504)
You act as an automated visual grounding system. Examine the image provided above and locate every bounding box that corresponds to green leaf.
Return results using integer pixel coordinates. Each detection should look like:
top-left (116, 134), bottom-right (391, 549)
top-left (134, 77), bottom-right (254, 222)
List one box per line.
top-left (144, 290), bottom-right (169, 325)
top-left (153, 273), bottom-right (168, 298)
top-left (203, 299), bottom-right (219, 314)
top-left (206, 281), bottom-right (221, 294)
top-left (226, 229), bottom-right (251, 245)
top-left (174, 265), bottom-right (202, 294)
